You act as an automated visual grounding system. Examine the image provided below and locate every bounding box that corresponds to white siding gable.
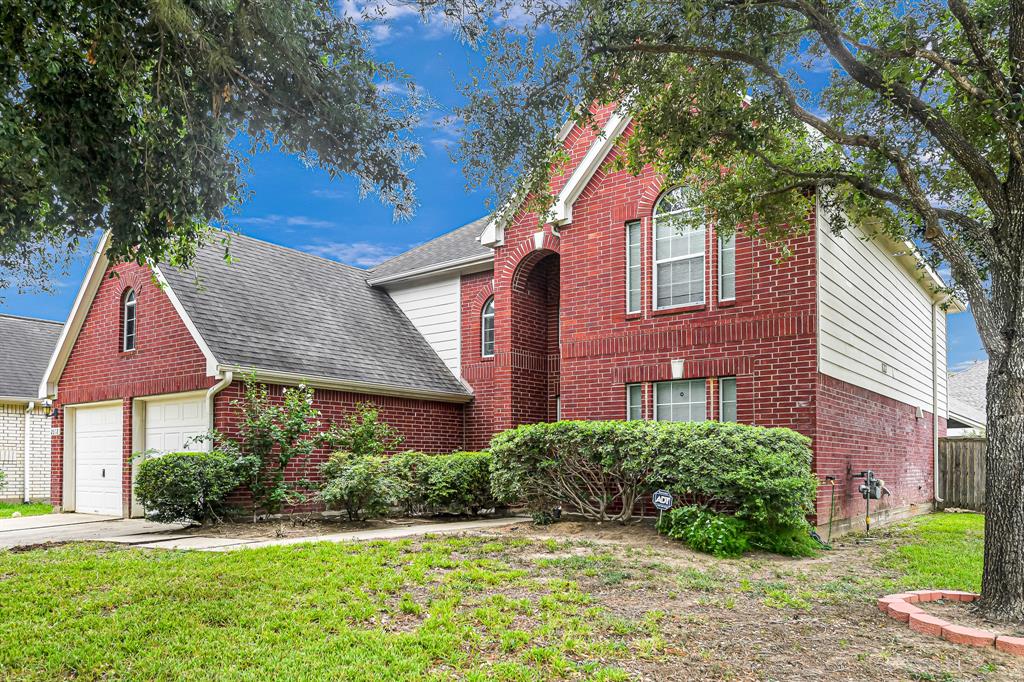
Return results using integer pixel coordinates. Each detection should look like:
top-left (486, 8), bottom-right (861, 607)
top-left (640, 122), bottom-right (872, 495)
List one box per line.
top-left (384, 275), bottom-right (462, 379)
top-left (817, 207), bottom-right (948, 415)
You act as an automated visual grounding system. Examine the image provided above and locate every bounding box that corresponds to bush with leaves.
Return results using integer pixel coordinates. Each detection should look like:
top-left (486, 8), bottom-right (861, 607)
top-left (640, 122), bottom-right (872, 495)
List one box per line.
top-left (322, 402), bottom-right (403, 457)
top-left (212, 375), bottom-right (323, 520)
top-left (388, 451), bottom-right (495, 516)
top-left (317, 453), bottom-right (395, 521)
top-left (489, 420), bottom-right (817, 531)
top-left (655, 505), bottom-right (750, 558)
top-left (134, 451), bottom-right (239, 524)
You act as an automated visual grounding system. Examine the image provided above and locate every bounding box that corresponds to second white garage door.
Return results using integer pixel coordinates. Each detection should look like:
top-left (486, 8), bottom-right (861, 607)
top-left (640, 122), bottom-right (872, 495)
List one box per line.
top-left (74, 403), bottom-right (123, 516)
top-left (144, 395), bottom-right (208, 455)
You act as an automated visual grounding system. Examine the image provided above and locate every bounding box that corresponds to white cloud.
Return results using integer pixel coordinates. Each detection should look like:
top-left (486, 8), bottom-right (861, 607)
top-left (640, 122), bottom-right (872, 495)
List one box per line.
top-left (302, 241), bottom-right (412, 267)
top-left (311, 187), bottom-right (350, 199)
top-left (235, 214), bottom-right (337, 229)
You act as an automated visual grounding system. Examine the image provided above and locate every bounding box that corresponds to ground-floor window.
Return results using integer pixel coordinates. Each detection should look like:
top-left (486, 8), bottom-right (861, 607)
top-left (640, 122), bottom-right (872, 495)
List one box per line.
top-left (626, 384), bottom-right (643, 420)
top-left (719, 377), bottom-right (737, 422)
top-left (654, 379), bottom-right (707, 422)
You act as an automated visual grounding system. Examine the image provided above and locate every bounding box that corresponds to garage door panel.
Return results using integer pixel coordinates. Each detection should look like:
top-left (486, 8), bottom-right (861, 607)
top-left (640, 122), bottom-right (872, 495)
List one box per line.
top-left (145, 396), bottom-right (207, 456)
top-left (74, 403), bottom-right (123, 516)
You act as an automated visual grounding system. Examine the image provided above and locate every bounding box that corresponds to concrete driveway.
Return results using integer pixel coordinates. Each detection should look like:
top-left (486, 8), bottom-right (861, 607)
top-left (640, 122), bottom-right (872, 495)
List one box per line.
top-left (0, 513), bottom-right (187, 550)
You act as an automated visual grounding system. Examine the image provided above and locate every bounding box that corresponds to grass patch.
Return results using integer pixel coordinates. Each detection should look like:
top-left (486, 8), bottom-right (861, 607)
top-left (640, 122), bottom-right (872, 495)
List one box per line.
top-left (881, 512), bottom-right (984, 592)
top-left (0, 502), bottom-right (51, 519)
top-left (0, 537), bottom-right (647, 680)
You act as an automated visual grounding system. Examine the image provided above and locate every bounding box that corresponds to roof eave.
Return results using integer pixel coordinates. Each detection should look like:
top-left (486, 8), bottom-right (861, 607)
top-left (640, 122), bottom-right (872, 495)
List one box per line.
top-left (0, 395), bottom-right (43, 405)
top-left (367, 253), bottom-right (494, 287)
top-left (217, 365), bottom-right (473, 404)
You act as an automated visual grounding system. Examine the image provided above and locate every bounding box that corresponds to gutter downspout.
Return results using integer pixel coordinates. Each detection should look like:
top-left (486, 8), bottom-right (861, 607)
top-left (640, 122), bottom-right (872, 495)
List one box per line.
top-left (23, 402), bottom-right (34, 503)
top-left (932, 301), bottom-right (943, 504)
top-left (206, 371), bottom-right (233, 441)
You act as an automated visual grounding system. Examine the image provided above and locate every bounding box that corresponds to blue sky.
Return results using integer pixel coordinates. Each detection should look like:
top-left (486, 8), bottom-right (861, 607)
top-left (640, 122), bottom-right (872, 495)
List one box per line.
top-left (0, 6), bottom-right (986, 371)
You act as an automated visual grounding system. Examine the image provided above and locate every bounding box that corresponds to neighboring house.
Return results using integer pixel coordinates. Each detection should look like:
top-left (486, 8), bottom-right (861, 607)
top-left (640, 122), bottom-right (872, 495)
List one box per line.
top-left (0, 314), bottom-right (62, 503)
top-left (44, 105), bottom-right (960, 527)
top-left (947, 360), bottom-right (987, 436)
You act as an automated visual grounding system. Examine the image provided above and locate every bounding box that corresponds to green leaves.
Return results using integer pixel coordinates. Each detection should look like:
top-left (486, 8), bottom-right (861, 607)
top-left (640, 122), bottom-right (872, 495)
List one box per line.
top-left (134, 450), bottom-right (239, 524)
top-left (1, 0), bottom-right (422, 291)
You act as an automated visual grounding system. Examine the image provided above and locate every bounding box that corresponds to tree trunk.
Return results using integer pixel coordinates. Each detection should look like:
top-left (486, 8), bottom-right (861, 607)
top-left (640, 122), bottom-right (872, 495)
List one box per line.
top-left (980, 344), bottom-right (1024, 621)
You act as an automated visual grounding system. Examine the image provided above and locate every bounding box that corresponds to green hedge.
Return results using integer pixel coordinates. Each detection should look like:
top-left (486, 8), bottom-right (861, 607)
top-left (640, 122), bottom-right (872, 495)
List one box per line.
top-left (135, 451), bottom-right (239, 524)
top-left (489, 420), bottom-right (818, 539)
top-left (318, 451), bottom-right (497, 520)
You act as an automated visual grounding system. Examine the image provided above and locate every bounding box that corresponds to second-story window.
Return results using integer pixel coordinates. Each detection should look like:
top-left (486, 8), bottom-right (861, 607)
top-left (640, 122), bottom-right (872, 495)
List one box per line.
top-left (719, 235), bottom-right (736, 301)
top-left (653, 187), bottom-right (705, 309)
top-left (481, 296), bottom-right (495, 357)
top-left (122, 289), bottom-right (137, 352)
top-left (625, 221), bottom-right (641, 313)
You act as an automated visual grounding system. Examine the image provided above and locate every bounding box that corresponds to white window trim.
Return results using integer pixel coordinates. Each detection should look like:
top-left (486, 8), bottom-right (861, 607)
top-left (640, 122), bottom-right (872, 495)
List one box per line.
top-left (653, 378), bottom-right (708, 422)
top-left (625, 221), bottom-right (641, 314)
top-left (719, 234), bottom-right (736, 302)
top-left (719, 376), bottom-right (737, 422)
top-left (122, 290), bottom-right (137, 352)
top-left (481, 296), bottom-right (495, 358)
top-left (626, 383), bottom-right (643, 420)
top-left (652, 191), bottom-right (706, 311)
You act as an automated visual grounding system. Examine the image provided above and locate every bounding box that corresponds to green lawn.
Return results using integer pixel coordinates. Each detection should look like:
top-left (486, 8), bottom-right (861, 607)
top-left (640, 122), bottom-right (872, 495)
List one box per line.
top-left (0, 502), bottom-right (52, 519)
top-left (882, 511), bottom-right (984, 593)
top-left (0, 536), bottom-right (638, 681)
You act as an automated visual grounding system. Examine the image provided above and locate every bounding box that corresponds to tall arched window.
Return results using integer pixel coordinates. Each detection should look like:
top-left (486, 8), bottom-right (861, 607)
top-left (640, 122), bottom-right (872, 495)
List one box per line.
top-left (653, 186), bottom-right (705, 309)
top-left (481, 296), bottom-right (495, 357)
top-left (122, 289), bottom-right (137, 351)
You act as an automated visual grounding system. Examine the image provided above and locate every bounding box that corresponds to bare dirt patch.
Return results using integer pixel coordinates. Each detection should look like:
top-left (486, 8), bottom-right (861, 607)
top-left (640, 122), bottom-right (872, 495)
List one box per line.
top-left (471, 519), bottom-right (1024, 681)
top-left (175, 514), bottom-right (492, 540)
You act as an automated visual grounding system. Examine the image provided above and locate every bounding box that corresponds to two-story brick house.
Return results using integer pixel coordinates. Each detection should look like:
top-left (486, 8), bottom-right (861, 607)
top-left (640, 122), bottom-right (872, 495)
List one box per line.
top-left (43, 105), bottom-right (958, 527)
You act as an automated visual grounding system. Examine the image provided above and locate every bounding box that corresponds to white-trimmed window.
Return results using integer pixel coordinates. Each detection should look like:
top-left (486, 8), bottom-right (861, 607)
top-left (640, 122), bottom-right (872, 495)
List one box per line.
top-left (481, 296), bottom-right (495, 357)
top-left (719, 377), bottom-right (737, 422)
top-left (654, 379), bottom-right (707, 422)
top-left (719, 235), bottom-right (736, 301)
top-left (122, 288), bottom-right (137, 352)
top-left (626, 384), bottom-right (643, 420)
top-left (653, 187), bottom-right (705, 309)
top-left (626, 221), bottom-right (641, 313)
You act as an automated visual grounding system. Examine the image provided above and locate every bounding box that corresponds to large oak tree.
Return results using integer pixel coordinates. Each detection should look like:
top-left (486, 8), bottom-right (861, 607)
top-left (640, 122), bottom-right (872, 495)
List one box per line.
top-left (1, 0), bottom-right (422, 290)
top-left (442, 0), bottom-right (1024, 621)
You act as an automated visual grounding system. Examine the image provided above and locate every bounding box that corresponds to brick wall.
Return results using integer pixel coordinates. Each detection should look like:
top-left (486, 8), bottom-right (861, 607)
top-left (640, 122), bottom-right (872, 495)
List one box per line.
top-left (814, 373), bottom-right (942, 526)
top-left (0, 404), bottom-right (51, 502)
top-left (461, 270), bottom-right (497, 449)
top-left (214, 382), bottom-right (464, 512)
top-left (50, 262), bottom-right (217, 509)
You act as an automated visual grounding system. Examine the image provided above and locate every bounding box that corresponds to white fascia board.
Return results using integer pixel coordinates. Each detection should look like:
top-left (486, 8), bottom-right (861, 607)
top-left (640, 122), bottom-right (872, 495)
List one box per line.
top-left (218, 365), bottom-right (473, 404)
top-left (366, 253), bottom-right (494, 287)
top-left (151, 265), bottom-right (221, 376)
top-left (480, 109), bottom-right (631, 246)
top-left (551, 110), bottom-right (632, 225)
top-left (0, 396), bottom-right (37, 405)
top-left (39, 232), bottom-right (112, 398)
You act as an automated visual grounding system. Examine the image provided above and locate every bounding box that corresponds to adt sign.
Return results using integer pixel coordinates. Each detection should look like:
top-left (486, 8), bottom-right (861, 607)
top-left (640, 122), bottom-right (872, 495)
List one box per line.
top-left (652, 489), bottom-right (673, 511)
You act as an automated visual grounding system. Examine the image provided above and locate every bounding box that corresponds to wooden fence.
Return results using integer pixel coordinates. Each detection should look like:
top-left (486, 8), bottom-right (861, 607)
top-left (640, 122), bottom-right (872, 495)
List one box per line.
top-left (938, 437), bottom-right (986, 512)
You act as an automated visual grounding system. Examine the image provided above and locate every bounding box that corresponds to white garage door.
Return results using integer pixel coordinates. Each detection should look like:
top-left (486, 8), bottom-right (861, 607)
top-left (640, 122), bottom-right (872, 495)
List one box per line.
top-left (74, 403), bottom-right (123, 516)
top-left (145, 395), bottom-right (208, 455)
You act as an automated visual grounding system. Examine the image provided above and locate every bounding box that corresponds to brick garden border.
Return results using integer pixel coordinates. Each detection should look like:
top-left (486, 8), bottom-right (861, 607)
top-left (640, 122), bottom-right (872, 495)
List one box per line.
top-left (879, 590), bottom-right (1024, 656)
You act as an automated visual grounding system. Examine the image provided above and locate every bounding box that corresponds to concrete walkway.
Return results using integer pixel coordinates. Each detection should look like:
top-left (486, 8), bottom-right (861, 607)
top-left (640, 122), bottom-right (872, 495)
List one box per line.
top-left (0, 513), bottom-right (525, 552)
top-left (0, 513), bottom-right (187, 549)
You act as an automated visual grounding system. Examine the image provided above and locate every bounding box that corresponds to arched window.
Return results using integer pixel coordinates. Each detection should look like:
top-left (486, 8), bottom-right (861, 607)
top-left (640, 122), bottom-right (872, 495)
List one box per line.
top-left (122, 289), bottom-right (137, 352)
top-left (652, 186), bottom-right (705, 309)
top-left (481, 296), bottom-right (495, 357)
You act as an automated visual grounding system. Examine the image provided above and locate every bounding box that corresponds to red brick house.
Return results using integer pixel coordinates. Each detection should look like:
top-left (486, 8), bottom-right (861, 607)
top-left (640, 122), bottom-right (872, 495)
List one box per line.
top-left (43, 106), bottom-right (959, 527)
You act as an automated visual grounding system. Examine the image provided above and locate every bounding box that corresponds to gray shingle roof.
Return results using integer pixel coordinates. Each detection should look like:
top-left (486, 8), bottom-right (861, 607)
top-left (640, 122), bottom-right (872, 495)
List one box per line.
top-left (0, 314), bottom-right (63, 399)
top-left (948, 360), bottom-right (987, 426)
top-left (369, 216), bottom-right (493, 281)
top-left (160, 233), bottom-right (468, 398)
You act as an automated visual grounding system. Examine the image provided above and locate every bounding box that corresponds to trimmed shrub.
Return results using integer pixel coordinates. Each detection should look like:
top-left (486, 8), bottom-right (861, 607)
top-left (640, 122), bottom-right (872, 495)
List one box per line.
top-left (388, 451), bottom-right (496, 516)
top-left (318, 452), bottom-right (395, 521)
top-left (655, 505), bottom-right (750, 558)
top-left (134, 451), bottom-right (239, 524)
top-left (489, 420), bottom-right (818, 541)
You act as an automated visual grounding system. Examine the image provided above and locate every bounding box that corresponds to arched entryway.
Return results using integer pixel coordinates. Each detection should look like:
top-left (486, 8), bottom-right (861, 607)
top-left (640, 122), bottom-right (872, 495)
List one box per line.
top-left (506, 249), bottom-right (560, 426)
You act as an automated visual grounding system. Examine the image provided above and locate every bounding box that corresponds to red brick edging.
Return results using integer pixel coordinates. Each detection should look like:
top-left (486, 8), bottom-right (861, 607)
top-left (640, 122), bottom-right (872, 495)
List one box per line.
top-left (878, 591), bottom-right (1024, 656)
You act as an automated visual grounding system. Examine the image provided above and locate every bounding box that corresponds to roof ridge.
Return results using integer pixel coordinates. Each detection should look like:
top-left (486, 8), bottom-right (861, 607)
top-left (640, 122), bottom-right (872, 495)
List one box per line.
top-left (371, 215), bottom-right (490, 272)
top-left (0, 312), bottom-right (64, 326)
